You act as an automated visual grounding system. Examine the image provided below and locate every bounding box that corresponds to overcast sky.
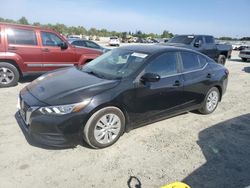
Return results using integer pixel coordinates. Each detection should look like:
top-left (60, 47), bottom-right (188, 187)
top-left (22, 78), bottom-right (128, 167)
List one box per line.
top-left (0, 0), bottom-right (249, 37)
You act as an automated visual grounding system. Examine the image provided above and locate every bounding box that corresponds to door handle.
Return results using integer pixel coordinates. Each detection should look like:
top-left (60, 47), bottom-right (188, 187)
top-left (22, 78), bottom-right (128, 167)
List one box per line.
top-left (41, 48), bottom-right (50, 52)
top-left (173, 80), bottom-right (181, 87)
top-left (8, 46), bottom-right (17, 50)
top-left (207, 73), bottom-right (212, 78)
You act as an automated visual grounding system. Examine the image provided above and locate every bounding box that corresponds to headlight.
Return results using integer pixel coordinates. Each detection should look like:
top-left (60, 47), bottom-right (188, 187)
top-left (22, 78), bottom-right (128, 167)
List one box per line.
top-left (39, 99), bottom-right (91, 115)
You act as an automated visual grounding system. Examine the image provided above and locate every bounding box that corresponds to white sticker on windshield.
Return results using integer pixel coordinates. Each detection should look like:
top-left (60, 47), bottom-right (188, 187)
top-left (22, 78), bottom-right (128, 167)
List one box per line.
top-left (131, 52), bottom-right (148, 58)
top-left (188, 35), bottom-right (194, 38)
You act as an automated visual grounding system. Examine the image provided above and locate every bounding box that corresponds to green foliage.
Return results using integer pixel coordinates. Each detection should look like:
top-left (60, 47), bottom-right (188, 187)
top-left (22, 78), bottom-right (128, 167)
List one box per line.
top-left (18, 16), bottom-right (29, 25)
top-left (161, 30), bottom-right (174, 38)
top-left (0, 16), bottom-right (173, 38)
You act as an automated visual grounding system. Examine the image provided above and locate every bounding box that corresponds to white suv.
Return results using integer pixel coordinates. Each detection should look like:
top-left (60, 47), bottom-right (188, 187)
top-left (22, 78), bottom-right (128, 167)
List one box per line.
top-left (109, 36), bottom-right (120, 46)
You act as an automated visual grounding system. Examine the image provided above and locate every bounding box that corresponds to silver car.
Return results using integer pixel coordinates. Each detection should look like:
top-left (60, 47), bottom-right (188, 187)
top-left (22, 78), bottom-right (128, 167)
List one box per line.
top-left (239, 48), bottom-right (250, 62)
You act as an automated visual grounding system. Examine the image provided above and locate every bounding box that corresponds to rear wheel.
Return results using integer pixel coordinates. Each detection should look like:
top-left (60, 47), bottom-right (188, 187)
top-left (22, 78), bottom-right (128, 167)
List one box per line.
top-left (0, 62), bottom-right (19, 88)
top-left (242, 58), bottom-right (247, 62)
top-left (83, 106), bottom-right (125, 149)
top-left (199, 87), bottom-right (220, 114)
top-left (218, 55), bottom-right (226, 65)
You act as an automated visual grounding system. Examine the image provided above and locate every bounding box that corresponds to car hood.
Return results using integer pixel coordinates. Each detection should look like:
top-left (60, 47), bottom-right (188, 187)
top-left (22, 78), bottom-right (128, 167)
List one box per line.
top-left (26, 67), bottom-right (119, 105)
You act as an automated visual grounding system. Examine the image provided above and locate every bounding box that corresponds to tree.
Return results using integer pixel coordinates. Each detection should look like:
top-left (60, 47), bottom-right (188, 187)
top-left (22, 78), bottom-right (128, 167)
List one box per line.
top-left (161, 30), bottom-right (174, 38)
top-left (18, 16), bottom-right (29, 25)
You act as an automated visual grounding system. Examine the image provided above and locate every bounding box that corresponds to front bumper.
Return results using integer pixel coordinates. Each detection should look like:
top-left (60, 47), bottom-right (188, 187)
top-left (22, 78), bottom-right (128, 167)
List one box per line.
top-left (16, 88), bottom-right (91, 148)
top-left (239, 54), bottom-right (250, 59)
top-left (15, 111), bottom-right (83, 148)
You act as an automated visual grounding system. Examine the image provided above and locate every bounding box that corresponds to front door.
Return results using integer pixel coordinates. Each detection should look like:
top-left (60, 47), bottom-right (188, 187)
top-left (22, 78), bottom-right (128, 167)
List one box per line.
top-left (134, 52), bottom-right (184, 125)
top-left (40, 31), bottom-right (77, 69)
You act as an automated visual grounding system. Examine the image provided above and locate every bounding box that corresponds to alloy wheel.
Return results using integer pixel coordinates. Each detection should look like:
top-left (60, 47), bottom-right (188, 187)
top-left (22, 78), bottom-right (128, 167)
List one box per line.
top-left (94, 113), bottom-right (121, 144)
top-left (0, 67), bottom-right (15, 85)
top-left (206, 91), bottom-right (219, 112)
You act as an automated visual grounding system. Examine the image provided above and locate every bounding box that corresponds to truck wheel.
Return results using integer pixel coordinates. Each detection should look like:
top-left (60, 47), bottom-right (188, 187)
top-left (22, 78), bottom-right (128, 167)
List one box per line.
top-left (242, 58), bottom-right (247, 62)
top-left (0, 62), bottom-right (19, 88)
top-left (218, 55), bottom-right (226, 65)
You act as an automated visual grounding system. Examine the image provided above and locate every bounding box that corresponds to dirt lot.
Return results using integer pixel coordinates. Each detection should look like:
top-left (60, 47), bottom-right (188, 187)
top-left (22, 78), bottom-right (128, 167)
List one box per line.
top-left (0, 51), bottom-right (250, 188)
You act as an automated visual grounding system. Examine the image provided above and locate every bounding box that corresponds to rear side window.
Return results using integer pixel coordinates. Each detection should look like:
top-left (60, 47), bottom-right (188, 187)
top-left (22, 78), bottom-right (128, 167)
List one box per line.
top-left (7, 28), bottom-right (37, 45)
top-left (180, 52), bottom-right (201, 72)
top-left (205, 36), bottom-right (214, 44)
top-left (72, 40), bottom-right (86, 47)
top-left (198, 55), bottom-right (208, 67)
top-left (41, 32), bottom-right (63, 46)
top-left (145, 52), bottom-right (178, 77)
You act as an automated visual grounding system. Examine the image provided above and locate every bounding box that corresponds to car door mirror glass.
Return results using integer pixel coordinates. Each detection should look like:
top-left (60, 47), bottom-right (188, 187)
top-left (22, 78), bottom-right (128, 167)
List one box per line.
top-left (59, 42), bottom-right (68, 50)
top-left (141, 73), bottom-right (160, 82)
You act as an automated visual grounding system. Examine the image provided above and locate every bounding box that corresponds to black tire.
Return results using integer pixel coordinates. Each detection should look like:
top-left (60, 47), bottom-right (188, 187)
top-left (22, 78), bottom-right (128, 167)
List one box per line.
top-left (218, 55), bottom-right (226, 65)
top-left (0, 62), bottom-right (19, 88)
top-left (199, 87), bottom-right (220, 115)
top-left (242, 58), bottom-right (247, 62)
top-left (83, 106), bottom-right (125, 149)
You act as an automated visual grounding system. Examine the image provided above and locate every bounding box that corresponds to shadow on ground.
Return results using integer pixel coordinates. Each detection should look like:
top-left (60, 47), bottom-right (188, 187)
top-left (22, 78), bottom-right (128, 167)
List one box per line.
top-left (243, 67), bottom-right (250, 73)
top-left (19, 75), bottom-right (41, 83)
top-left (183, 113), bottom-right (250, 188)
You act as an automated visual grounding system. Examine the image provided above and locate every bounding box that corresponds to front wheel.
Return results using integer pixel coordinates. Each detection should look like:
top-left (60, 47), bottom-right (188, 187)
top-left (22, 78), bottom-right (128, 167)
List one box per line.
top-left (83, 107), bottom-right (125, 149)
top-left (199, 87), bottom-right (220, 114)
top-left (218, 55), bottom-right (226, 65)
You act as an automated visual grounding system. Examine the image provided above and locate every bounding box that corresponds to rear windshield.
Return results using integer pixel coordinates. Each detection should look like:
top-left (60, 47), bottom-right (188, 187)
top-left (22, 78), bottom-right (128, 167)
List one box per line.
top-left (168, 35), bottom-right (194, 45)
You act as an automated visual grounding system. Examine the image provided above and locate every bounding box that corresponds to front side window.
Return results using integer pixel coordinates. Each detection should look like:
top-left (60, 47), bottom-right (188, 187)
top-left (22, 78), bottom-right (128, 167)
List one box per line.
top-left (41, 32), bottom-right (63, 47)
top-left (145, 52), bottom-right (178, 77)
top-left (181, 52), bottom-right (201, 72)
top-left (7, 28), bottom-right (37, 45)
top-left (81, 49), bottom-right (147, 79)
top-left (194, 36), bottom-right (203, 45)
top-left (205, 36), bottom-right (214, 44)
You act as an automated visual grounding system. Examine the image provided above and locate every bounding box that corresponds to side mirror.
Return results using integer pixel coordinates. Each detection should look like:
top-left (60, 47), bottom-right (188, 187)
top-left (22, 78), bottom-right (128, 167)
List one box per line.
top-left (141, 73), bottom-right (160, 83)
top-left (59, 42), bottom-right (68, 50)
top-left (194, 40), bottom-right (202, 48)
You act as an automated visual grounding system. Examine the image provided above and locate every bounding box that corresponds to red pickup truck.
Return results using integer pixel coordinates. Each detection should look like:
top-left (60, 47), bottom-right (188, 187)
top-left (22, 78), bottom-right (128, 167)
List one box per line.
top-left (0, 23), bottom-right (102, 87)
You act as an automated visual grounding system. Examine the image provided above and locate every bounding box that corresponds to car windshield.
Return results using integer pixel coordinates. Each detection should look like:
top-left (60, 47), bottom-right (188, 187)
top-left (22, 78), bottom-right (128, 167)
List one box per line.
top-left (81, 49), bottom-right (148, 79)
top-left (168, 35), bottom-right (194, 45)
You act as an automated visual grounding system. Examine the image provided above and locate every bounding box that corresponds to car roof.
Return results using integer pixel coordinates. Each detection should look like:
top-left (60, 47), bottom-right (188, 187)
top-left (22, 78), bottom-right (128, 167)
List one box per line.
top-left (174, 34), bottom-right (213, 37)
top-left (119, 44), bottom-right (201, 55)
top-left (0, 22), bottom-right (55, 32)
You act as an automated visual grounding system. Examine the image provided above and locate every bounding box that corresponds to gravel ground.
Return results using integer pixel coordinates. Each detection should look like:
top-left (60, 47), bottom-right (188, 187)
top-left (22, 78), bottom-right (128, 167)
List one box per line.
top-left (0, 51), bottom-right (250, 188)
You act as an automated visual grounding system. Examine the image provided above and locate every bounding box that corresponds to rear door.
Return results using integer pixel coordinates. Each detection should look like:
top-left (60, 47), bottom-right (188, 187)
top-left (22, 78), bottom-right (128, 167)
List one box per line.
top-left (5, 26), bottom-right (42, 70)
top-left (40, 31), bottom-right (77, 68)
top-left (0, 25), bottom-right (5, 52)
top-left (180, 51), bottom-right (212, 108)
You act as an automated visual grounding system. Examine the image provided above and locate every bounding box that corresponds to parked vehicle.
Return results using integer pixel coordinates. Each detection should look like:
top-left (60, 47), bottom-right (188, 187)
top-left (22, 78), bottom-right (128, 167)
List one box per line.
top-left (163, 35), bottom-right (232, 65)
top-left (16, 45), bottom-right (229, 148)
top-left (0, 23), bottom-right (102, 87)
top-left (239, 48), bottom-right (250, 62)
top-left (109, 36), bottom-right (120, 46)
top-left (68, 39), bottom-right (110, 53)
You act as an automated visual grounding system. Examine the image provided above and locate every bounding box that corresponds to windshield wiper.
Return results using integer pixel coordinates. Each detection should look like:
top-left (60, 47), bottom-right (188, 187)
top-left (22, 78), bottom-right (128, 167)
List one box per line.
top-left (84, 70), bottom-right (105, 79)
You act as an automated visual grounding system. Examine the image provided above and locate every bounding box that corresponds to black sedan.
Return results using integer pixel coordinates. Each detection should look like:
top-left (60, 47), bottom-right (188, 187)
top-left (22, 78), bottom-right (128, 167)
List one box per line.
top-left (68, 38), bottom-right (110, 53)
top-left (16, 45), bottom-right (229, 149)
